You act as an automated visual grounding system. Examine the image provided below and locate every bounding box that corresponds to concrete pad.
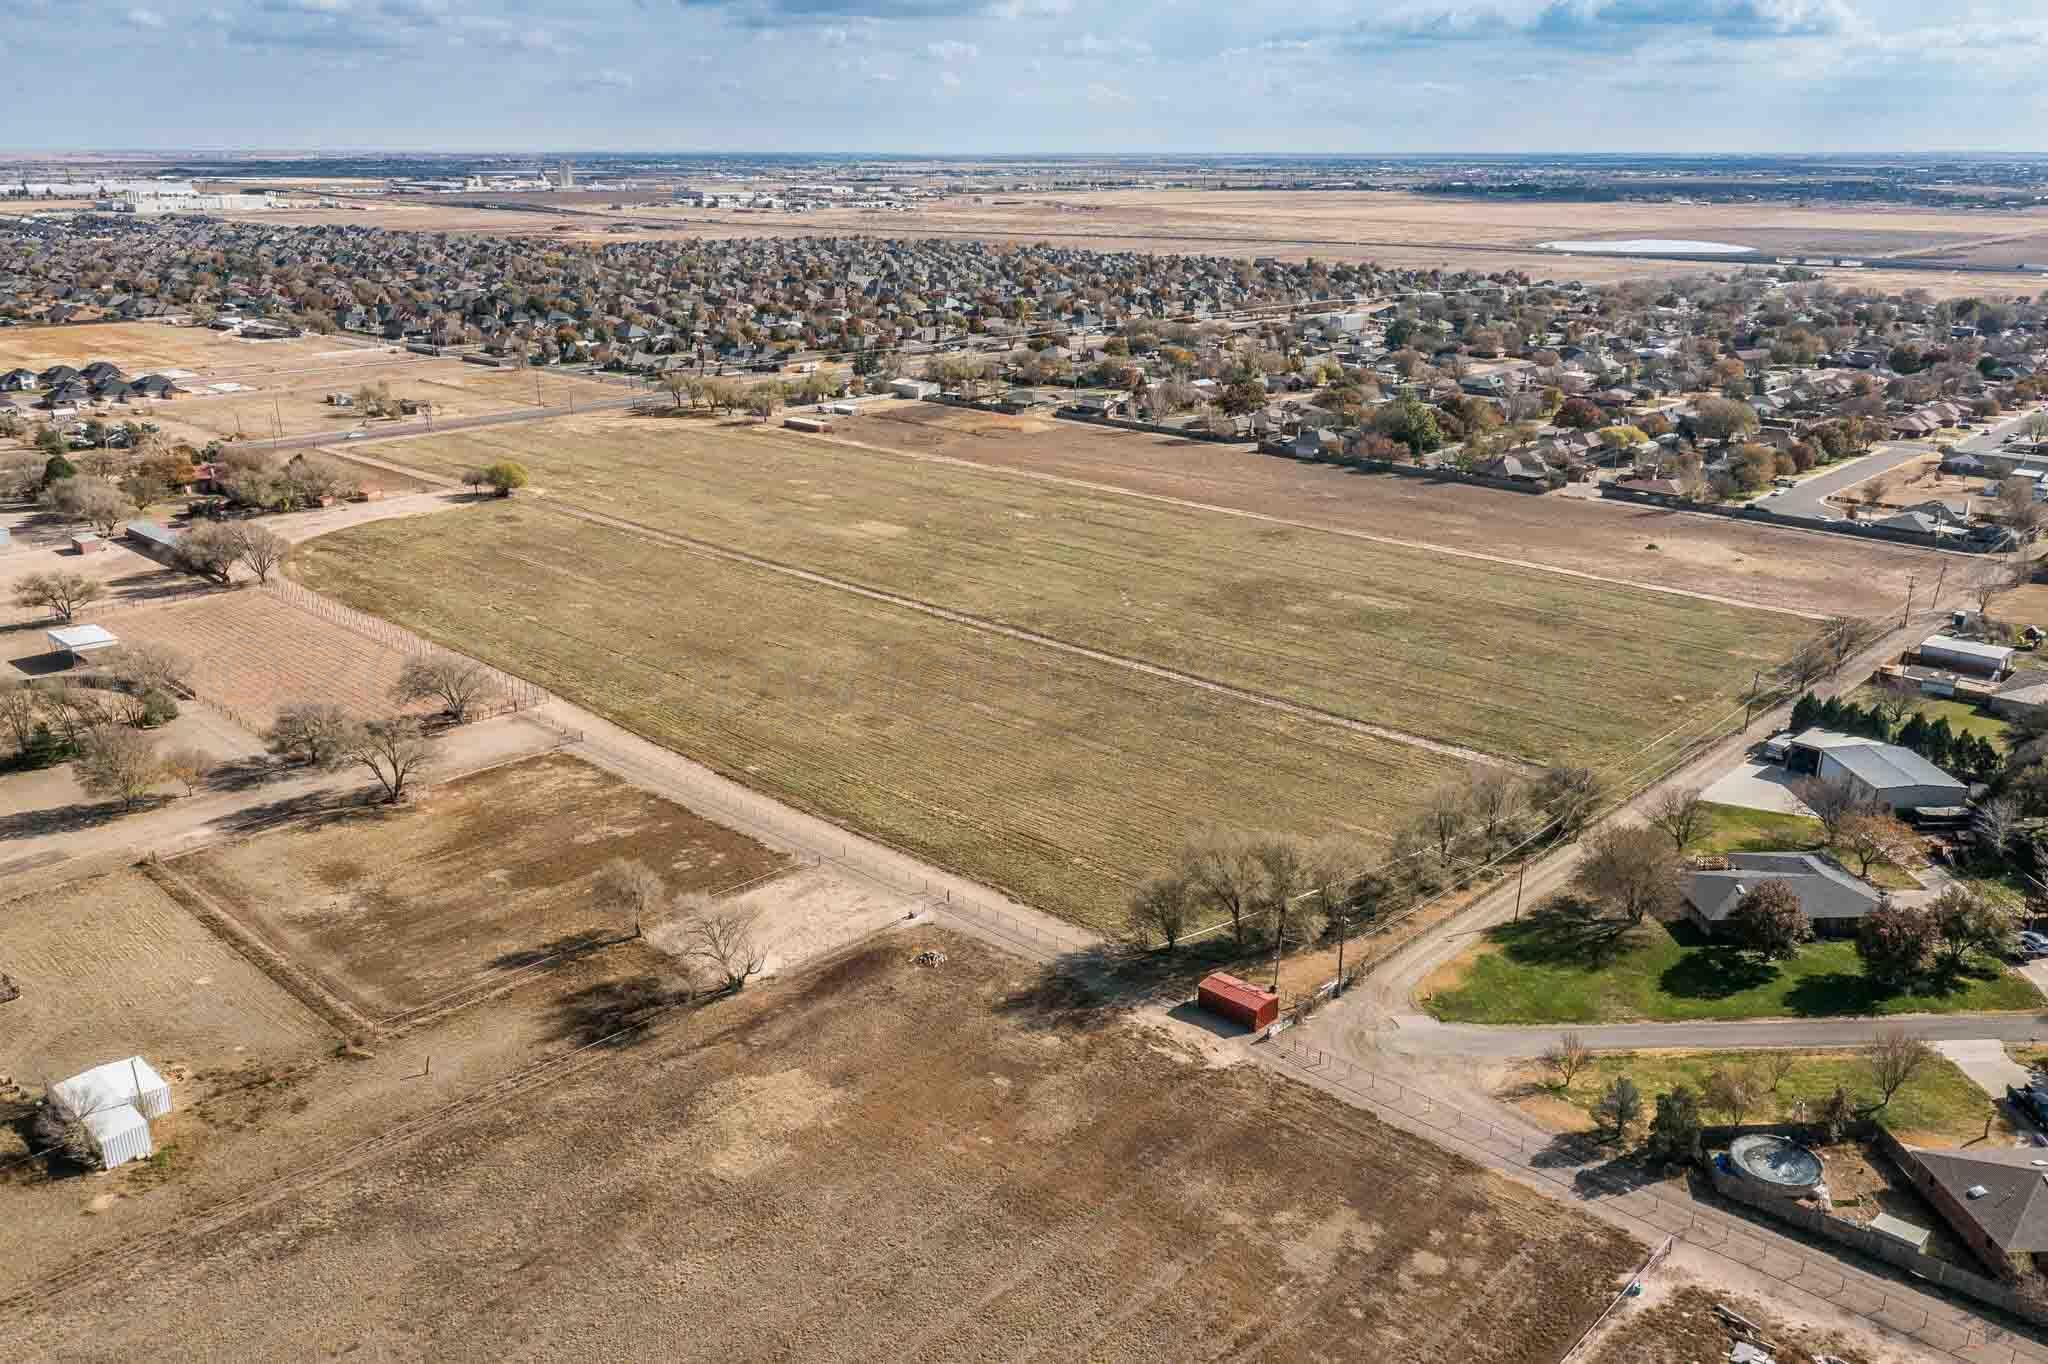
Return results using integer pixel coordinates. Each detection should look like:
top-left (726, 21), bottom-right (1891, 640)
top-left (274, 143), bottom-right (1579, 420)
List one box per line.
top-left (1934, 1039), bottom-right (2034, 1098)
top-left (1701, 759), bottom-right (1817, 816)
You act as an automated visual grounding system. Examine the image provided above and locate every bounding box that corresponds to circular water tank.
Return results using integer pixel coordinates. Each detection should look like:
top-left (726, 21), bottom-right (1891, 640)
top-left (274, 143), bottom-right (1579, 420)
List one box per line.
top-left (1728, 1134), bottom-right (1823, 1197)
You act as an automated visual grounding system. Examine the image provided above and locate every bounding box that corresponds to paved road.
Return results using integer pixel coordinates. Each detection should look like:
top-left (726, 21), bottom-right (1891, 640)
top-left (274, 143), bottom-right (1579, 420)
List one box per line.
top-left (232, 391), bottom-right (648, 455)
top-left (1770, 443), bottom-right (1930, 517)
top-left (1381, 1010), bottom-right (2048, 1059)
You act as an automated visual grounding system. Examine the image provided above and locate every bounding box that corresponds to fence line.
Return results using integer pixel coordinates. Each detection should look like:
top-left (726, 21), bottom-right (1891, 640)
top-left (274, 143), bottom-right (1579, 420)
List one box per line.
top-left (1263, 1036), bottom-right (2035, 1363)
top-left (262, 578), bottom-right (549, 717)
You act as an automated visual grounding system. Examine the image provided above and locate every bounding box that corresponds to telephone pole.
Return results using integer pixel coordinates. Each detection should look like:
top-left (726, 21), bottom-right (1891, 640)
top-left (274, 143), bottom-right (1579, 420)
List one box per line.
top-left (1902, 574), bottom-right (1916, 628)
top-left (1513, 856), bottom-right (1528, 922)
top-left (1743, 668), bottom-right (1764, 730)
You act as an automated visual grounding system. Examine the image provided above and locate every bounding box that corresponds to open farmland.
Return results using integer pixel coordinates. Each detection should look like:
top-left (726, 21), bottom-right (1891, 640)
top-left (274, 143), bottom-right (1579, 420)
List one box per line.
top-left (0, 867), bottom-right (331, 1082)
top-left (834, 402), bottom-right (1931, 620)
top-left (14, 932), bottom-right (1642, 1361)
top-left (291, 500), bottom-right (1465, 930)
top-left (173, 751), bottom-right (788, 1017)
top-left (359, 413), bottom-right (1817, 768)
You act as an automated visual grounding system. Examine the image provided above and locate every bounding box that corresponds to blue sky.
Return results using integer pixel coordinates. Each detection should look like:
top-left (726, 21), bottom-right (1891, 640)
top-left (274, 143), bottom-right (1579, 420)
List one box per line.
top-left (8, 0), bottom-right (2046, 153)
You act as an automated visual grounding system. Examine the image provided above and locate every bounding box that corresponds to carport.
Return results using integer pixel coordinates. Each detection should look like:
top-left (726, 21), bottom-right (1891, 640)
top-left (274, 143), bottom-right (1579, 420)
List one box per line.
top-left (46, 623), bottom-right (118, 664)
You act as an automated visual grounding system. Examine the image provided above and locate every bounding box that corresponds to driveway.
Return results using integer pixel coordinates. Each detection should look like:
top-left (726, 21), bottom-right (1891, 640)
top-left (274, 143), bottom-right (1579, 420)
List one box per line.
top-left (1768, 443), bottom-right (1928, 517)
top-left (1700, 757), bottom-right (1815, 815)
top-left (1932, 1038), bottom-right (2033, 1099)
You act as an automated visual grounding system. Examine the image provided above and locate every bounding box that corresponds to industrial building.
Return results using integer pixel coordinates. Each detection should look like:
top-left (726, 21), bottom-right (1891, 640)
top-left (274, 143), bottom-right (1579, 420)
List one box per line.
top-left (1783, 729), bottom-right (1971, 811)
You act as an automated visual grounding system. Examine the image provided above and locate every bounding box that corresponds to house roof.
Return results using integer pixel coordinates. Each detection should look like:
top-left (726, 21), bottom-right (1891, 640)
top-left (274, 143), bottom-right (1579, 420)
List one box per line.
top-left (1996, 674), bottom-right (2048, 707)
top-left (1825, 742), bottom-right (1968, 795)
top-left (1909, 1147), bottom-right (2048, 1254)
top-left (1684, 852), bottom-right (1884, 925)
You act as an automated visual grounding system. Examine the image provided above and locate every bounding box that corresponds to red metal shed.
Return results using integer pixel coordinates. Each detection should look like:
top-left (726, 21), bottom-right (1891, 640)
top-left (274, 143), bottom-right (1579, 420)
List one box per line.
top-left (1197, 972), bottom-right (1278, 1031)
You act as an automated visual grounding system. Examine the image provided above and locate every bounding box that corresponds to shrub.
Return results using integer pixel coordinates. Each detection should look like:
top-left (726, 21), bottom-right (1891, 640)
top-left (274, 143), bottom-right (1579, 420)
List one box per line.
top-left (137, 689), bottom-right (180, 728)
top-left (483, 461), bottom-right (528, 496)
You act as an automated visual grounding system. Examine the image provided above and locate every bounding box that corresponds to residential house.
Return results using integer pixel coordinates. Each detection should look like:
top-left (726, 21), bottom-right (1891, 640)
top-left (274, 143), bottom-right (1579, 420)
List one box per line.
top-left (1683, 852), bottom-right (1883, 939)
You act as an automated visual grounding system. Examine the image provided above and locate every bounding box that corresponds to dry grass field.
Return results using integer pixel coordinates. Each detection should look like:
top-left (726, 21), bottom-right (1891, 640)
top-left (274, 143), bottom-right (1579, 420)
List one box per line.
top-left (0, 867), bottom-right (331, 1082)
top-left (0, 321), bottom-right (360, 376)
top-left (356, 413), bottom-right (1817, 768)
top-left (174, 751), bottom-right (788, 1017)
top-left (291, 500), bottom-right (1463, 929)
top-left (832, 401), bottom-right (1932, 619)
top-left (14, 931), bottom-right (1642, 1361)
top-left (145, 358), bottom-right (619, 446)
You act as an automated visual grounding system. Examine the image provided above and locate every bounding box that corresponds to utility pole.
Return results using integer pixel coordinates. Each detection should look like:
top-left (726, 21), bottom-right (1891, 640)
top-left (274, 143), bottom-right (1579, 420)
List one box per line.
top-left (1743, 668), bottom-right (1763, 730)
top-left (1271, 900), bottom-right (1286, 995)
top-left (1902, 574), bottom-right (1916, 628)
top-left (1513, 856), bottom-right (1528, 922)
top-left (1934, 560), bottom-right (1948, 611)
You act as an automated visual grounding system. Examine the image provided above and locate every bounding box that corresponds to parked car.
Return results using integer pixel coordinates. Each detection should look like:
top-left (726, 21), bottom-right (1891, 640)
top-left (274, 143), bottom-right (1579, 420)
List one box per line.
top-left (2010, 1081), bottom-right (2048, 1128)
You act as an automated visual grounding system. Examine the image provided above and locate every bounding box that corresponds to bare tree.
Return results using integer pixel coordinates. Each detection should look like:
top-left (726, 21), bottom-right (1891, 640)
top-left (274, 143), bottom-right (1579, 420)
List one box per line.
top-left (1703, 1066), bottom-right (1760, 1125)
top-left (393, 656), bottom-right (498, 724)
top-left (1646, 786), bottom-right (1709, 852)
top-left (1182, 832), bottom-right (1267, 946)
top-left (235, 525), bottom-right (291, 585)
top-left (1974, 795), bottom-right (2023, 861)
top-left (1758, 1050), bottom-right (1799, 1096)
top-left (344, 716), bottom-right (433, 803)
top-left (1417, 780), bottom-right (1472, 867)
top-left (0, 682), bottom-right (42, 756)
top-left (1866, 673), bottom-right (1920, 735)
top-left (1574, 825), bottom-right (1682, 924)
top-left (11, 571), bottom-right (106, 622)
top-left (106, 642), bottom-right (191, 698)
top-left (174, 521), bottom-right (243, 585)
top-left (263, 702), bottom-right (357, 768)
top-left (1126, 872), bottom-right (1194, 950)
top-left (1863, 1028), bottom-right (1934, 1110)
top-left (593, 858), bottom-right (667, 933)
top-left (45, 477), bottom-right (130, 536)
top-left (1466, 768), bottom-right (1526, 851)
top-left (1540, 1031), bottom-right (1592, 1091)
top-left (679, 897), bottom-right (766, 992)
top-left (1836, 810), bottom-right (1915, 877)
top-left (74, 725), bottom-right (163, 810)
top-left (1794, 778), bottom-right (1873, 846)
top-left (159, 745), bottom-right (213, 796)
top-left (1778, 637), bottom-right (1831, 692)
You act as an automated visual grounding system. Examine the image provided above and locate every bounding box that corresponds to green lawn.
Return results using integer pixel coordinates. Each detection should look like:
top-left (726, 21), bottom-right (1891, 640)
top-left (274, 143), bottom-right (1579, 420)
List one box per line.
top-left (1553, 1049), bottom-right (1997, 1143)
top-left (1425, 910), bottom-right (2041, 1024)
top-left (1846, 687), bottom-right (2013, 750)
top-left (1695, 801), bottom-right (1919, 891)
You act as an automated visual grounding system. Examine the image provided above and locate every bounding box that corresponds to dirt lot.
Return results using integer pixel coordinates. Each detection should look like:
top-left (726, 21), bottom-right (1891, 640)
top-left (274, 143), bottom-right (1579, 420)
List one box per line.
top-left (102, 588), bottom-right (437, 733)
top-left (1582, 1280), bottom-right (1881, 1364)
top-left (144, 358), bottom-right (619, 447)
top-left (0, 867), bottom-right (332, 1083)
top-left (0, 322), bottom-right (367, 377)
top-left (172, 751), bottom-right (788, 1017)
top-left (13, 931), bottom-right (1642, 1361)
top-left (831, 401), bottom-right (1935, 619)
top-left (347, 411), bottom-right (1815, 769)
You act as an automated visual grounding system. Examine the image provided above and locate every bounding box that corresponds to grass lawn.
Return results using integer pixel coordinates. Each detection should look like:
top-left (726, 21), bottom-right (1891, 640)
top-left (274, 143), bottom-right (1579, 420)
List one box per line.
top-left (355, 412), bottom-right (1815, 767)
top-left (1549, 1048), bottom-right (1998, 1144)
top-left (1695, 801), bottom-right (1920, 891)
top-left (1424, 909), bottom-right (2042, 1023)
top-left (1846, 686), bottom-right (2012, 749)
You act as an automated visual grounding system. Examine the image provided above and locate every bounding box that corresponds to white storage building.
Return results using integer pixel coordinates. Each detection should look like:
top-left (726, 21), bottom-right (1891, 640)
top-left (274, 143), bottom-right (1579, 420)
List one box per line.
top-left (47, 1057), bottom-right (173, 1170)
top-left (1918, 633), bottom-right (2014, 680)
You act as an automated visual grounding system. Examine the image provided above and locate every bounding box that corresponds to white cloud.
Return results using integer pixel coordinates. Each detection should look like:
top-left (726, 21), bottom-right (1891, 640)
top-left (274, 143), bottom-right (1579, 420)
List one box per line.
top-left (1083, 80), bottom-right (1133, 104)
top-left (127, 6), bottom-right (165, 27)
top-left (1063, 32), bottom-right (1150, 57)
top-left (939, 69), bottom-right (961, 87)
top-left (987, 0), bottom-right (1073, 16)
top-left (925, 38), bottom-right (978, 61)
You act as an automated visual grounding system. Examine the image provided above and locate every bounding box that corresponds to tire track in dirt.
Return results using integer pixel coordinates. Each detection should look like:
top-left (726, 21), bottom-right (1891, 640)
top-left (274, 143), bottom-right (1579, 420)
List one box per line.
top-left (527, 497), bottom-right (1532, 773)
top-left (816, 421), bottom-right (1833, 621)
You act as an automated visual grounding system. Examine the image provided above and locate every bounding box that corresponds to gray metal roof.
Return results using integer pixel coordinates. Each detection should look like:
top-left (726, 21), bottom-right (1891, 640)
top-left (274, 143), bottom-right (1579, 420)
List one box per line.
top-left (1685, 853), bottom-right (1884, 924)
top-left (1825, 742), bottom-right (1968, 794)
top-left (1922, 633), bottom-right (2015, 664)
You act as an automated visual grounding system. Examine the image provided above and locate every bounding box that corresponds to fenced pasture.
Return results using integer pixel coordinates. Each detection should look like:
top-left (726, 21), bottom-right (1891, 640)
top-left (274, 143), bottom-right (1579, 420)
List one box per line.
top-left (354, 413), bottom-right (1817, 769)
top-left (290, 501), bottom-right (1465, 931)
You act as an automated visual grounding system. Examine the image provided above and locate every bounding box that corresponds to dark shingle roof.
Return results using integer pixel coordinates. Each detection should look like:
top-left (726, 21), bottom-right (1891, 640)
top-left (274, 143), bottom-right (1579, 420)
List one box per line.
top-left (1911, 1147), bottom-right (2048, 1254)
top-left (1684, 853), bottom-right (1883, 924)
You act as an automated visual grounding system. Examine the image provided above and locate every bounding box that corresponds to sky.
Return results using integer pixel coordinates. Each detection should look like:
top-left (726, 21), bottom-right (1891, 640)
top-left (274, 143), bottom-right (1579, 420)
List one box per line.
top-left (8, 0), bottom-right (2048, 154)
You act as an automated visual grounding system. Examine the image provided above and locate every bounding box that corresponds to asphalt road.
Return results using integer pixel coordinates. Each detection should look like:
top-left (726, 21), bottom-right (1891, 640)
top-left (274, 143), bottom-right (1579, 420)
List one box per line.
top-left (1768, 443), bottom-right (1930, 517)
top-left (1382, 1010), bottom-right (2048, 1059)
top-left (231, 391), bottom-right (648, 455)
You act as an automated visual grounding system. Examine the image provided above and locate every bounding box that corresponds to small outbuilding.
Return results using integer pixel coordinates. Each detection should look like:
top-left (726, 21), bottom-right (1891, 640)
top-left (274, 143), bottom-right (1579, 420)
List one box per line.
top-left (47, 1056), bottom-right (174, 1170)
top-left (46, 623), bottom-right (119, 663)
top-left (1197, 972), bottom-right (1279, 1031)
top-left (1917, 633), bottom-right (2014, 680)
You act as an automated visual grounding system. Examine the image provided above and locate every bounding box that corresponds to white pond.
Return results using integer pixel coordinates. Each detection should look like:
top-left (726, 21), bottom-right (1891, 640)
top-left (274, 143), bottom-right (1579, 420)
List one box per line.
top-left (1539, 238), bottom-right (1756, 255)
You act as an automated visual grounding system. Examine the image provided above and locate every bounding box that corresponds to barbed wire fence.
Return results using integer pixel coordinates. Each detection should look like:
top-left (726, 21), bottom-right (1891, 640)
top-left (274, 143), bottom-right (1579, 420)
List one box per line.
top-left (1265, 1035), bottom-right (2039, 1364)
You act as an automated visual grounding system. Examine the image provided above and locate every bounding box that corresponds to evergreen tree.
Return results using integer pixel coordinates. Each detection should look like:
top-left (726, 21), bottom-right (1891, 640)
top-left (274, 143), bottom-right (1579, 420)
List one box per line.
top-left (1898, 712), bottom-right (1929, 754)
top-left (1925, 716), bottom-right (1956, 769)
top-left (1819, 696), bottom-right (1846, 729)
top-left (1789, 691), bottom-right (1821, 733)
